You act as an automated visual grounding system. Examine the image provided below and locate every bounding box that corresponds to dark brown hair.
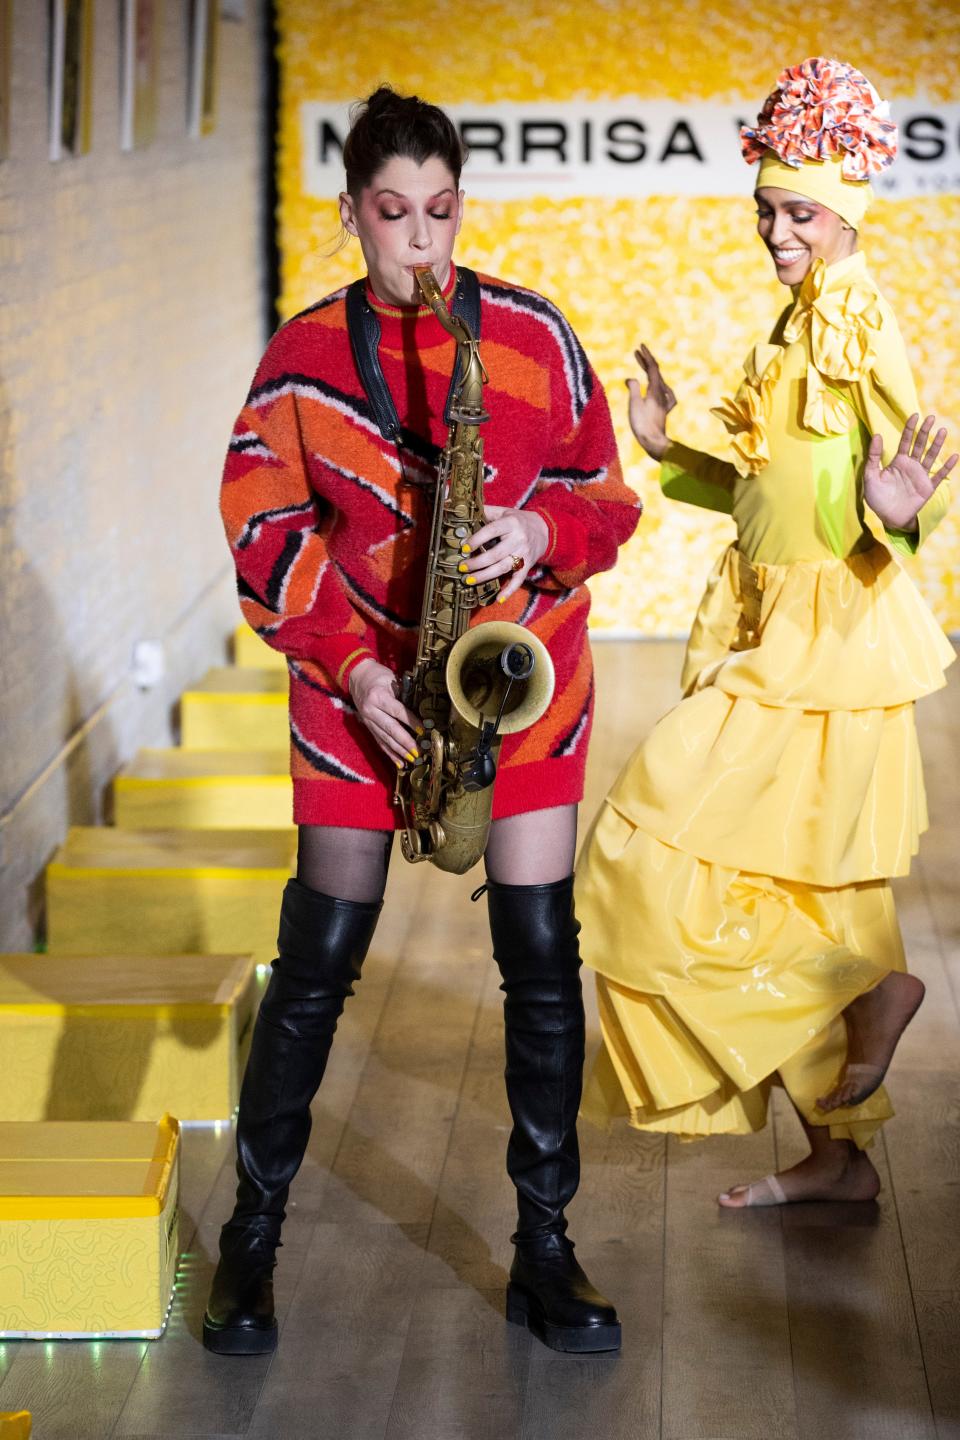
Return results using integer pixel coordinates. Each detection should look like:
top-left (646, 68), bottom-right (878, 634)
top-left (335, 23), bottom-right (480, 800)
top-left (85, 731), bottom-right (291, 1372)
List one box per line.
top-left (343, 85), bottom-right (466, 196)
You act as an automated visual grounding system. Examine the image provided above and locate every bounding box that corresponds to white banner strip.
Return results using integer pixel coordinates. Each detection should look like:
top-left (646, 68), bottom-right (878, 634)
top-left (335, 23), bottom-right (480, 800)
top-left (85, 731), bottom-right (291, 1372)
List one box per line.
top-left (301, 100), bottom-right (960, 201)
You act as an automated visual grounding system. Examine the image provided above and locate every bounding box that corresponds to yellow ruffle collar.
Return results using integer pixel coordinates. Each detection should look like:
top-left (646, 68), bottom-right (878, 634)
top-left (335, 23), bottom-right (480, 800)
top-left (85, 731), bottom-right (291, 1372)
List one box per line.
top-left (712, 251), bottom-right (884, 476)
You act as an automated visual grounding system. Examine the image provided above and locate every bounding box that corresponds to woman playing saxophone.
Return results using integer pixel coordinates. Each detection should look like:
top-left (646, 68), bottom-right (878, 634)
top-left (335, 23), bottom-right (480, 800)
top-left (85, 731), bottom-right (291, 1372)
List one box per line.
top-left (209, 85), bottom-right (640, 1358)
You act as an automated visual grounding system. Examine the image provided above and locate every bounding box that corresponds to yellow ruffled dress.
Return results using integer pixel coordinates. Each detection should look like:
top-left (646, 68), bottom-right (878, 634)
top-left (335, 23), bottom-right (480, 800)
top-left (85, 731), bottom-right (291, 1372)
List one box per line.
top-left (577, 252), bottom-right (954, 1147)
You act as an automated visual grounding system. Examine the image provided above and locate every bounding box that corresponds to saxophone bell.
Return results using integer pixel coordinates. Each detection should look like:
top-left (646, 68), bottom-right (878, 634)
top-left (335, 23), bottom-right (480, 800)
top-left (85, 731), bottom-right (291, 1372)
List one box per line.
top-left (445, 623), bottom-right (554, 738)
top-left (457, 642), bottom-right (541, 794)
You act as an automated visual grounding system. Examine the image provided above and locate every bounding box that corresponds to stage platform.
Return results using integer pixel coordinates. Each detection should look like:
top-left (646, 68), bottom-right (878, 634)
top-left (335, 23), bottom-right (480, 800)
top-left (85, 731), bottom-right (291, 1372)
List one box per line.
top-left (0, 1116), bottom-right (179, 1340)
top-left (113, 748), bottom-right (292, 829)
top-left (0, 954), bottom-right (256, 1122)
top-left (45, 827), bottom-right (295, 966)
top-left (2, 643), bottom-right (958, 1437)
top-left (180, 668), bottom-right (288, 750)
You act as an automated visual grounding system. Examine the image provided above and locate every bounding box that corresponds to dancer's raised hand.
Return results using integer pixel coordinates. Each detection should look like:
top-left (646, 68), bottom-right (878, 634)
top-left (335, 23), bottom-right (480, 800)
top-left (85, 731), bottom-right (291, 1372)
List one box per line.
top-left (864, 413), bottom-right (957, 532)
top-left (626, 344), bottom-right (677, 460)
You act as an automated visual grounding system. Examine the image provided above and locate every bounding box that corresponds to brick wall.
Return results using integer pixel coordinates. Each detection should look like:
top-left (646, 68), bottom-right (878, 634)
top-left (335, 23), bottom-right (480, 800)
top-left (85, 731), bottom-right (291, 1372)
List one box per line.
top-left (0, 3), bottom-right (269, 948)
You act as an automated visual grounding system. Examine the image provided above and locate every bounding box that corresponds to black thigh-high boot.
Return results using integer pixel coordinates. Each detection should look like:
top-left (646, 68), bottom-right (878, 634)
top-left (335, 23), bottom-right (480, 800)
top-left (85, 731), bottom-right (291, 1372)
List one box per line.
top-left (202, 877), bottom-right (381, 1355)
top-left (486, 874), bottom-right (621, 1354)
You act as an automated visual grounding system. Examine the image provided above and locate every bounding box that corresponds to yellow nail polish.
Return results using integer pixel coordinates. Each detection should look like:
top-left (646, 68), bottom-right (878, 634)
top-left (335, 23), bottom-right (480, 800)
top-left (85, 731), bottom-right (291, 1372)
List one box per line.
top-left (465, 575), bottom-right (476, 586)
top-left (395, 760), bottom-right (403, 769)
top-left (406, 750), bottom-right (418, 762)
top-left (415, 726), bottom-right (424, 736)
top-left (496, 595), bottom-right (505, 605)
top-left (461, 544), bottom-right (472, 555)
top-left (458, 562), bottom-right (468, 573)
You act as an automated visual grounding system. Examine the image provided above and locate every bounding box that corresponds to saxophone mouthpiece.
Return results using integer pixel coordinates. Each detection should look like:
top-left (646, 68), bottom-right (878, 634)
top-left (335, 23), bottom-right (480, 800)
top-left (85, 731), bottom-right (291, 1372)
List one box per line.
top-left (414, 265), bottom-right (444, 311)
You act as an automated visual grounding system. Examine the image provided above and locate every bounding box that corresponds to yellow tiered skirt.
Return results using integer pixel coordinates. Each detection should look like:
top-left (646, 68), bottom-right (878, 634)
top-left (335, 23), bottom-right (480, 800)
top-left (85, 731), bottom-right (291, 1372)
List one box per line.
top-left (576, 542), bottom-right (955, 1147)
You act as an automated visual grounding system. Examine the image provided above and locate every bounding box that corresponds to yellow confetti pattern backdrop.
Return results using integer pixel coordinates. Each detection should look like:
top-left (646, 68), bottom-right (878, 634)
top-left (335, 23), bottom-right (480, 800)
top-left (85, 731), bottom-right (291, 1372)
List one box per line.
top-left (276, 0), bottom-right (960, 633)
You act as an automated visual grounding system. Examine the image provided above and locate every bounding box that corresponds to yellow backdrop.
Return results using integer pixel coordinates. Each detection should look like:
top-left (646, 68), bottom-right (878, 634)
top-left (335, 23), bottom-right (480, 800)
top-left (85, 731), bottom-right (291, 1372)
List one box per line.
top-left (276, 0), bottom-right (959, 633)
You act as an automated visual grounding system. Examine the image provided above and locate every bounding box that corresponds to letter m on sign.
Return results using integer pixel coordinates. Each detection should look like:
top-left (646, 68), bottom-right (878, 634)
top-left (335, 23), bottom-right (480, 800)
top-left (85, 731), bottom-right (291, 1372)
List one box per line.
top-left (318, 120), bottom-right (344, 164)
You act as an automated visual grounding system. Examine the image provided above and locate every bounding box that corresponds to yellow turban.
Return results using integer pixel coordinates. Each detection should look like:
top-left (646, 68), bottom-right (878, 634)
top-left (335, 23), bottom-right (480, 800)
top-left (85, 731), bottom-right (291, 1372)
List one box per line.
top-left (756, 148), bottom-right (873, 230)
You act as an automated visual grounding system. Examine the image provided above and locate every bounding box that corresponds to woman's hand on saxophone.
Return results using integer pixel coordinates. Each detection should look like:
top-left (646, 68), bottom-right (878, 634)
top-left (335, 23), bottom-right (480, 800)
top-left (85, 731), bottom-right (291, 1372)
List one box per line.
top-left (627, 344), bottom-right (676, 461)
top-left (459, 505), bottom-right (550, 602)
top-left (349, 659), bottom-right (423, 768)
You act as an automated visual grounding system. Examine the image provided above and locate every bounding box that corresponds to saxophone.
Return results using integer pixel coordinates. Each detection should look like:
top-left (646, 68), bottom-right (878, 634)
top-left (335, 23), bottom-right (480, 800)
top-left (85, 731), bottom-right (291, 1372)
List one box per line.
top-left (393, 266), bottom-right (554, 874)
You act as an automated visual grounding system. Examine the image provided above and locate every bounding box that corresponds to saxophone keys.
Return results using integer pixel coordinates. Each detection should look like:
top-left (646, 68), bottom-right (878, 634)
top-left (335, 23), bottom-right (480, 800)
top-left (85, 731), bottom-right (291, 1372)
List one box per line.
top-left (401, 830), bottom-right (428, 863)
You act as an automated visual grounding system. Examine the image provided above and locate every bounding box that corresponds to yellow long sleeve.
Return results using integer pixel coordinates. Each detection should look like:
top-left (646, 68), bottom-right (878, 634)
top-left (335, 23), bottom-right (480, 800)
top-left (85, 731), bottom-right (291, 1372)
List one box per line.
top-left (850, 307), bottom-right (951, 556)
top-left (659, 440), bottom-right (736, 515)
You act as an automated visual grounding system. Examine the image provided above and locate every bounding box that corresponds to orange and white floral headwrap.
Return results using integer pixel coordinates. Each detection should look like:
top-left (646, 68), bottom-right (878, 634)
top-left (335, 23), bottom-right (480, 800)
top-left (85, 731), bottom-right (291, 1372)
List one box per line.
top-left (741, 58), bottom-right (898, 230)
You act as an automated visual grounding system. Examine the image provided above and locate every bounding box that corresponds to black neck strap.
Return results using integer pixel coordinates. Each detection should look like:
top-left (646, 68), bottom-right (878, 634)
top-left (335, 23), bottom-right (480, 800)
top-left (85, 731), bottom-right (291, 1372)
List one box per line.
top-left (345, 267), bottom-right (482, 442)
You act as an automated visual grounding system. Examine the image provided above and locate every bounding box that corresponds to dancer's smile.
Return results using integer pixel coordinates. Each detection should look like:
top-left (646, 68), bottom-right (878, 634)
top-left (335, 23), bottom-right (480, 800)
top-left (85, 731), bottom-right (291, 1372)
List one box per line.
top-left (756, 187), bottom-right (855, 282)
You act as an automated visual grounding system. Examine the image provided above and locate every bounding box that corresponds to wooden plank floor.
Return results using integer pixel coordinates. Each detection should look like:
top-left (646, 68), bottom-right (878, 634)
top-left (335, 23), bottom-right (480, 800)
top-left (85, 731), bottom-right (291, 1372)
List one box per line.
top-left (2, 639), bottom-right (959, 1440)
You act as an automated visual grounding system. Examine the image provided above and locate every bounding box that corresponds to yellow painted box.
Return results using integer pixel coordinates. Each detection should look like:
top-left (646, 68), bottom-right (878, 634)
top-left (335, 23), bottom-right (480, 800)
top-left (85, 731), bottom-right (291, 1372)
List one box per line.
top-left (0, 1116), bottom-right (180, 1339)
top-left (113, 748), bottom-right (292, 829)
top-left (180, 667), bottom-right (288, 750)
top-left (46, 828), bottom-right (295, 967)
top-left (0, 954), bottom-right (257, 1123)
top-left (0, 1414), bottom-right (31, 1440)
top-left (234, 623), bottom-right (287, 671)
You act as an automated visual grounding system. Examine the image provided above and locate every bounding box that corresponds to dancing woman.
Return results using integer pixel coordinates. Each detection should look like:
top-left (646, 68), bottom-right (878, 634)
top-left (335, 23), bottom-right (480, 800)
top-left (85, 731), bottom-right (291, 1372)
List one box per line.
top-left (576, 59), bottom-right (956, 1207)
top-left (205, 86), bottom-right (640, 1354)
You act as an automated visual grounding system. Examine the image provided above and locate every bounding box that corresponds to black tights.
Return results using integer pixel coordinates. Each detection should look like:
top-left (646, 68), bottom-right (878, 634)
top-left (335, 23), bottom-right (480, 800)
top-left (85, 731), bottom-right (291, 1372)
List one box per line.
top-left (484, 805), bottom-right (578, 886)
top-left (295, 803), bottom-right (578, 904)
top-left (296, 824), bottom-right (392, 904)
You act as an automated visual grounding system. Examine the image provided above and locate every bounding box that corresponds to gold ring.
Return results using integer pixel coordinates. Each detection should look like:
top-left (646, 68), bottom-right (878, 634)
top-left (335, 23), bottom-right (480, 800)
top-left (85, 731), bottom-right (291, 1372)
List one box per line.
top-left (509, 554), bottom-right (524, 572)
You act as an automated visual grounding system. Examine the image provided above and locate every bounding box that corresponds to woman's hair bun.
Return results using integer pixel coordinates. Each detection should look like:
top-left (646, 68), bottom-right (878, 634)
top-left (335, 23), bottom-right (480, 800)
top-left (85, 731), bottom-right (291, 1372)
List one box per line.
top-left (361, 86), bottom-right (402, 121)
top-left (343, 85), bottom-right (466, 195)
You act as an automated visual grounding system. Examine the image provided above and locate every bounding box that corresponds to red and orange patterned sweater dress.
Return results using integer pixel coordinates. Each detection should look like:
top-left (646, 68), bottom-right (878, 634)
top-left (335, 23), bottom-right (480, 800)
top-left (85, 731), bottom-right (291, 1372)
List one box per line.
top-left (220, 266), bottom-right (640, 827)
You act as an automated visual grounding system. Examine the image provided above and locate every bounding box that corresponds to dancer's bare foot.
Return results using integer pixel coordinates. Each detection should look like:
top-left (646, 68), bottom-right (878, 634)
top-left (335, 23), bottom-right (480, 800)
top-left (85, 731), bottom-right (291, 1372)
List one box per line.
top-left (718, 1144), bottom-right (880, 1208)
top-left (817, 971), bottom-right (925, 1113)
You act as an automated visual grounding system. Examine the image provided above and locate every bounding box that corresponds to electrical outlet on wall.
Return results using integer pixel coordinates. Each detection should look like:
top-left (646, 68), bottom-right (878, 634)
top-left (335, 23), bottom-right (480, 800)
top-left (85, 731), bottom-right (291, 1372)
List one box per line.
top-left (131, 639), bottom-right (165, 690)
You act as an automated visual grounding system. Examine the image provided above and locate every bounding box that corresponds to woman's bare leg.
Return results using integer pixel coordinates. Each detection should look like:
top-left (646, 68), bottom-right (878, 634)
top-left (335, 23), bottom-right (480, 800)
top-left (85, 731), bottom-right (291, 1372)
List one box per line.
top-left (718, 1096), bottom-right (881, 1207)
top-left (817, 971), bottom-right (925, 1111)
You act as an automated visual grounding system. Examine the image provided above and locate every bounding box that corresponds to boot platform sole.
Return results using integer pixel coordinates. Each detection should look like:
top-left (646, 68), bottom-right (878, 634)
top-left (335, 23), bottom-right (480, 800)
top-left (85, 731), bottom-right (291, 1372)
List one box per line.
top-left (506, 1283), bottom-right (621, 1354)
top-left (202, 1313), bottom-right (278, 1356)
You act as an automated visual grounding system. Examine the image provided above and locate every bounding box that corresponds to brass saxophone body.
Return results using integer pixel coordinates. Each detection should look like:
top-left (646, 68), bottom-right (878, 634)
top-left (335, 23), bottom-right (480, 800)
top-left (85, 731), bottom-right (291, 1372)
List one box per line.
top-left (394, 266), bottom-right (554, 873)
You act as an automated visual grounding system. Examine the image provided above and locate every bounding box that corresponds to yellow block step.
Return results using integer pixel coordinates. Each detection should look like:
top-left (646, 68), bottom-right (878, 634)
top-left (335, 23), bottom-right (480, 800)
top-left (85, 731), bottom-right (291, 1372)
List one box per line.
top-left (114, 748), bottom-right (292, 829)
top-left (0, 954), bottom-right (256, 1122)
top-left (180, 667), bottom-right (288, 749)
top-left (0, 1116), bottom-right (179, 1339)
top-left (0, 1416), bottom-right (31, 1440)
top-left (46, 828), bottom-right (295, 966)
top-left (234, 623), bottom-right (287, 670)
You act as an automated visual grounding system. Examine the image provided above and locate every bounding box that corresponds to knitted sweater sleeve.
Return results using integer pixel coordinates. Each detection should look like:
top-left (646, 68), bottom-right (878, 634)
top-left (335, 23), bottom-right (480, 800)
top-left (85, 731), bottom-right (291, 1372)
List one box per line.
top-left (524, 325), bottom-right (641, 590)
top-left (219, 338), bottom-right (378, 695)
